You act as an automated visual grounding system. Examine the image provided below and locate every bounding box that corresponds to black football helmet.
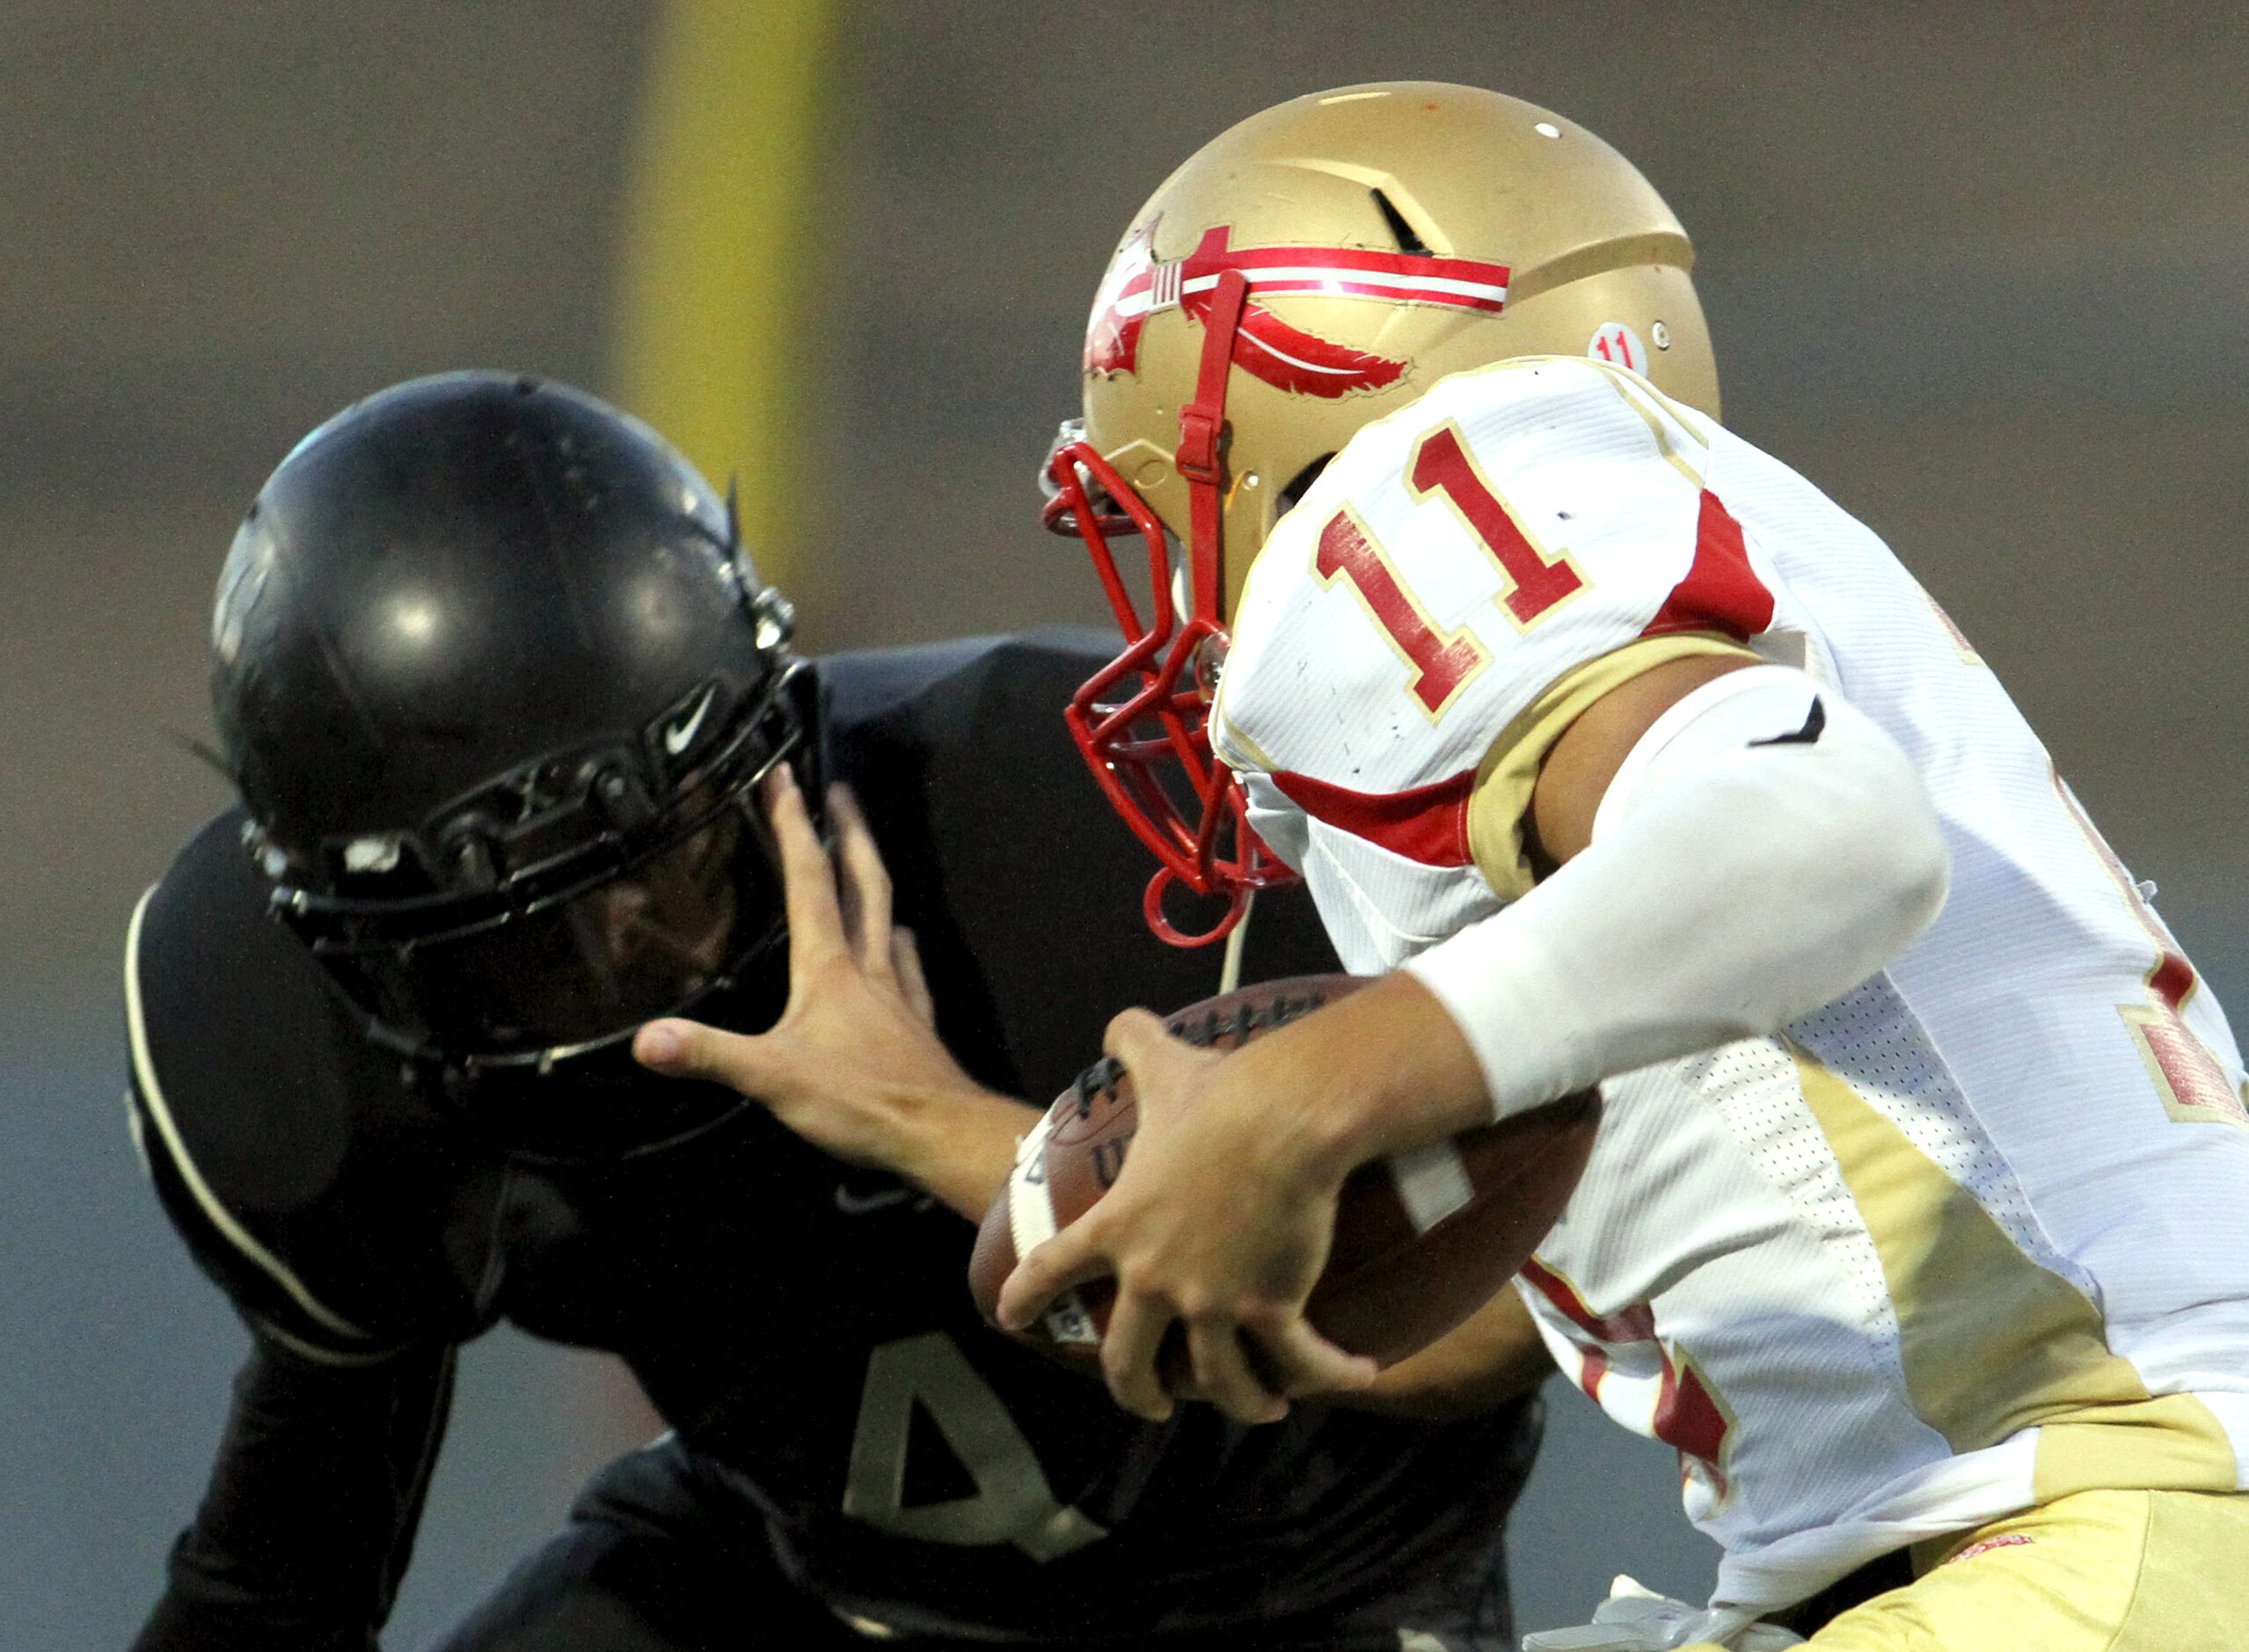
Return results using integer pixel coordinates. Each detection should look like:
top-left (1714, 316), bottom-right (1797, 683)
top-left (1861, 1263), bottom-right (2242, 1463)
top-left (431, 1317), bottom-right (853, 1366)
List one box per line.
top-left (212, 372), bottom-right (813, 1122)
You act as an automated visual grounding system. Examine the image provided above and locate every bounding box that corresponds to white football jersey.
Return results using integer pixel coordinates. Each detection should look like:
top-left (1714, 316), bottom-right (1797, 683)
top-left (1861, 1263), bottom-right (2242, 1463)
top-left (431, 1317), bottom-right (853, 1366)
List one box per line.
top-left (1209, 355), bottom-right (2249, 1612)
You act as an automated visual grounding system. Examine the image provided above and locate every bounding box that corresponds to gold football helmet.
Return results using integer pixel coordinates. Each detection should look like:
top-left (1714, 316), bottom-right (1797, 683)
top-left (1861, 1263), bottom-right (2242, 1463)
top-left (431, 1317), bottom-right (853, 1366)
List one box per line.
top-left (1042, 82), bottom-right (1717, 943)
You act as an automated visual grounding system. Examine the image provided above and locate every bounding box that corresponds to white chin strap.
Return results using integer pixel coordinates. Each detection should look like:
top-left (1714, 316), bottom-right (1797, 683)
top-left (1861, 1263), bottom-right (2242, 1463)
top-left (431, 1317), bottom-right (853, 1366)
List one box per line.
top-left (1406, 665), bottom-right (1951, 1122)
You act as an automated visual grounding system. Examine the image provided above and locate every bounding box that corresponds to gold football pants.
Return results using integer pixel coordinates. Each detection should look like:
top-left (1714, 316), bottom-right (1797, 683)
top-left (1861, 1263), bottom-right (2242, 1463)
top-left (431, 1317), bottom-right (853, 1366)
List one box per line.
top-left (1700, 1488), bottom-right (2249, 1649)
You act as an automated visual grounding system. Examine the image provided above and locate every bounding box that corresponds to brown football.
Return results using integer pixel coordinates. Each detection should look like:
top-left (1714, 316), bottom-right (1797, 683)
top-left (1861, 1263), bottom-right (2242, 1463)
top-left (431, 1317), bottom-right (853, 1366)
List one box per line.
top-left (968, 973), bottom-right (1600, 1371)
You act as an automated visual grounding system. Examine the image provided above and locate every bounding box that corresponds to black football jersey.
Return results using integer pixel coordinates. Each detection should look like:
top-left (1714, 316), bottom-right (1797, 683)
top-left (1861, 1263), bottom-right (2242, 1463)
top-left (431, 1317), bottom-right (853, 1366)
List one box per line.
top-left (127, 631), bottom-right (1537, 1647)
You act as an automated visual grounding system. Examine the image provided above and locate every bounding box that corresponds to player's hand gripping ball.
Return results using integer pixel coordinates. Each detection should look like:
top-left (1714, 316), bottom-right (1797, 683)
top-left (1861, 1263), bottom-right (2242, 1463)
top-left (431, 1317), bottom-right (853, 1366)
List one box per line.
top-left (969, 974), bottom-right (1599, 1373)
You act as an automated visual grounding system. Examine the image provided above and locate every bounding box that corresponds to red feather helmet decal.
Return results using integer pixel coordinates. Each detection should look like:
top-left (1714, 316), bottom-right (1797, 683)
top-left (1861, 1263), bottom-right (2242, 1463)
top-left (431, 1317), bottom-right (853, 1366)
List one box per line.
top-left (1084, 221), bottom-right (1510, 398)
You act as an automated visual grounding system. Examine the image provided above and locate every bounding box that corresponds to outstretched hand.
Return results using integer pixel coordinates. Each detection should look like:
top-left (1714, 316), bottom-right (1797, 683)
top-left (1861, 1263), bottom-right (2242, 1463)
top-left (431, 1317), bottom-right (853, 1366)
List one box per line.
top-left (634, 768), bottom-right (1026, 1213)
top-left (993, 1007), bottom-right (1376, 1424)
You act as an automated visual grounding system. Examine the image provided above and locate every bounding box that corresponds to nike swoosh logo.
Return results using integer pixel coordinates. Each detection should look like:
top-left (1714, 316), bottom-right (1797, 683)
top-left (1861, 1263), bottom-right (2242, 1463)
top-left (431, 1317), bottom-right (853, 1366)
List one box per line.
top-left (662, 687), bottom-right (716, 757)
top-left (1749, 696), bottom-right (1826, 748)
top-left (833, 1183), bottom-right (923, 1217)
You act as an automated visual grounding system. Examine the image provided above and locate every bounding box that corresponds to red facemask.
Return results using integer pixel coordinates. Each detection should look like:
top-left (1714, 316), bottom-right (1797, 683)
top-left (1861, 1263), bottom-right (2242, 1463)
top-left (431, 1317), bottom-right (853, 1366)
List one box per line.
top-left (1041, 269), bottom-right (1298, 947)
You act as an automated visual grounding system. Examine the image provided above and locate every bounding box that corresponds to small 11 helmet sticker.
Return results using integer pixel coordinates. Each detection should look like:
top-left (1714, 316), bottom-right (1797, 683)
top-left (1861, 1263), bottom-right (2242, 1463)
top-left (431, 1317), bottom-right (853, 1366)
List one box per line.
top-left (1588, 322), bottom-right (1650, 374)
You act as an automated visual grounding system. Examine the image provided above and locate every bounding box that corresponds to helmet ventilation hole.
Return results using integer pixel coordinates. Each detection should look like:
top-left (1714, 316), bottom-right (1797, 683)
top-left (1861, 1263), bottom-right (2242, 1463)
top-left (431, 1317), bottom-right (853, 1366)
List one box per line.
top-left (1370, 189), bottom-right (1433, 257)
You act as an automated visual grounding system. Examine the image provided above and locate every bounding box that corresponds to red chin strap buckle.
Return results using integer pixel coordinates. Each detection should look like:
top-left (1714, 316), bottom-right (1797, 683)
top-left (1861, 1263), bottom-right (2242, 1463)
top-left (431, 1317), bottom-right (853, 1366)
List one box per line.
top-left (1174, 406), bottom-right (1223, 486)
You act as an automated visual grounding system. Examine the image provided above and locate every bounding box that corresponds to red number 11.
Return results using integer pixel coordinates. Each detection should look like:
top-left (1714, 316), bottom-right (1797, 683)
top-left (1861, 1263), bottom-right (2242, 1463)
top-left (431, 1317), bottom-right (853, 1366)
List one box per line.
top-left (1314, 508), bottom-right (1490, 718)
top-left (1411, 422), bottom-right (1584, 628)
top-left (1311, 423), bottom-right (1587, 720)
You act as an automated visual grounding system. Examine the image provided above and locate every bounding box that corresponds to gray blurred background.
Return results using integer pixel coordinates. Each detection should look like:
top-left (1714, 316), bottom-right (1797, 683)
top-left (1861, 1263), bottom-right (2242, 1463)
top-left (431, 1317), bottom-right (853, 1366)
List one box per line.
top-left (4, 2), bottom-right (2245, 1644)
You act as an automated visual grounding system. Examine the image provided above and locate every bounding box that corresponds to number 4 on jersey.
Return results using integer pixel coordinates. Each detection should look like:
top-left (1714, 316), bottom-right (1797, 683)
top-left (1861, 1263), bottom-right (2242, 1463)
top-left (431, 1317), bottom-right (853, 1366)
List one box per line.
top-left (1312, 420), bottom-right (1585, 719)
top-left (843, 1332), bottom-right (1106, 1561)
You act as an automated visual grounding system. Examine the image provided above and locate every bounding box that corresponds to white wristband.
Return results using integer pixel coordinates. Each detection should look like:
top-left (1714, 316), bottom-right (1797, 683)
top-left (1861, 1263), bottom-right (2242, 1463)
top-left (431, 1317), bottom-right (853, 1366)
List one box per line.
top-left (1404, 667), bottom-right (1949, 1121)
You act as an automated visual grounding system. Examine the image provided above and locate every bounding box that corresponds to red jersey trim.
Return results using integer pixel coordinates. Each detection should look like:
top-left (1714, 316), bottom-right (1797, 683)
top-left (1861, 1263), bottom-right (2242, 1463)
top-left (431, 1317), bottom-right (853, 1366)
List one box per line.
top-left (1268, 767), bottom-right (1476, 868)
top-left (1520, 1256), bottom-right (1729, 1482)
top-left (1643, 490), bottom-right (1776, 642)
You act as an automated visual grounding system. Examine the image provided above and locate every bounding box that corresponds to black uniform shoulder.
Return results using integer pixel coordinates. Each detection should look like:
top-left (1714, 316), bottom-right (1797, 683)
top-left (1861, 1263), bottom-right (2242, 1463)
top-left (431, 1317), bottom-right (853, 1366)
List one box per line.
top-left (814, 629), bottom-right (1340, 1104)
top-left (817, 627), bottom-right (1113, 732)
top-left (127, 811), bottom-right (498, 1358)
top-left (816, 629), bottom-right (1098, 724)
